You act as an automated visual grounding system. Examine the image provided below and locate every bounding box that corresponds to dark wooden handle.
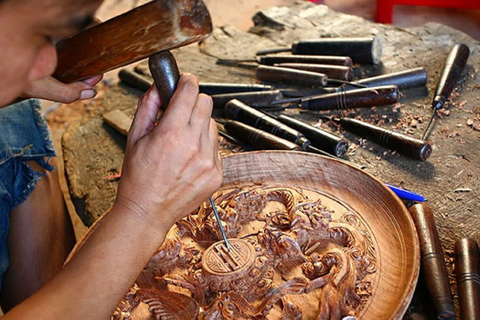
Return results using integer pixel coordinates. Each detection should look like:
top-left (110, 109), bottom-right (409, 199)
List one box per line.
top-left (256, 65), bottom-right (327, 87)
top-left (274, 63), bottom-right (353, 81)
top-left (302, 85), bottom-right (398, 111)
top-left (224, 99), bottom-right (310, 150)
top-left (455, 238), bottom-right (480, 320)
top-left (291, 36), bottom-right (382, 65)
top-left (148, 51), bottom-right (180, 109)
top-left (258, 55), bottom-right (353, 67)
top-left (409, 203), bottom-right (454, 319)
top-left (337, 116), bottom-right (432, 161)
top-left (433, 43), bottom-right (470, 109)
top-left (224, 120), bottom-right (302, 151)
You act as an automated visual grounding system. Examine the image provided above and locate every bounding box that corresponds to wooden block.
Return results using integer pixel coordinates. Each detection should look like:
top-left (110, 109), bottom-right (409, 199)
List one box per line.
top-left (102, 109), bottom-right (132, 136)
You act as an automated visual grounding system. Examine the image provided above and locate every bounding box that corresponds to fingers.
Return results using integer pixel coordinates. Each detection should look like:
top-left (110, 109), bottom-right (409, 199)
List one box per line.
top-left (158, 74), bottom-right (199, 129)
top-left (127, 85), bottom-right (161, 145)
top-left (189, 94), bottom-right (214, 136)
top-left (209, 119), bottom-right (222, 178)
top-left (21, 75), bottom-right (102, 103)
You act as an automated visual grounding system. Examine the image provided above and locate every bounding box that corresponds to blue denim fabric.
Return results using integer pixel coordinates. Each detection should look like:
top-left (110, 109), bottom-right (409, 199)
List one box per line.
top-left (0, 99), bottom-right (56, 289)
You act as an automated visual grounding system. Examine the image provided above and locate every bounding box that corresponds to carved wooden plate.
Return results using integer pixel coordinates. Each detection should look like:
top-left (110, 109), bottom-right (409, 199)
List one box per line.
top-left (75, 151), bottom-right (420, 319)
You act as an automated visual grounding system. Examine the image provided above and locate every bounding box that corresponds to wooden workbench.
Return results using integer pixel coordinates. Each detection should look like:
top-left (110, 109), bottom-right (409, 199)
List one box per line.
top-left (62, 2), bottom-right (479, 317)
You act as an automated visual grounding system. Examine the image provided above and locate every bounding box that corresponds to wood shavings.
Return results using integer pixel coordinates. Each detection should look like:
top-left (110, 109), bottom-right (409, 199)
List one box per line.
top-left (448, 131), bottom-right (459, 138)
top-left (438, 109), bottom-right (450, 117)
top-left (439, 127), bottom-right (450, 134)
top-left (392, 103), bottom-right (403, 112)
top-left (453, 188), bottom-right (472, 193)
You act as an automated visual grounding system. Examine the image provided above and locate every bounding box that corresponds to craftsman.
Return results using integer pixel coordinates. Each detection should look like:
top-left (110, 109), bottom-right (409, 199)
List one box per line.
top-left (0, 0), bottom-right (223, 318)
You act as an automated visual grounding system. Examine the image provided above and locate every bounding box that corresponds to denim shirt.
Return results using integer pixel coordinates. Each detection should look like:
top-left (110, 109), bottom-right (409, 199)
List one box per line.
top-left (0, 99), bottom-right (56, 288)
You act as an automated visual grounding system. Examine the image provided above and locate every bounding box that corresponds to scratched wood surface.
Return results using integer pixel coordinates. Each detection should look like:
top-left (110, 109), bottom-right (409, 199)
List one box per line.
top-left (62, 2), bottom-right (480, 317)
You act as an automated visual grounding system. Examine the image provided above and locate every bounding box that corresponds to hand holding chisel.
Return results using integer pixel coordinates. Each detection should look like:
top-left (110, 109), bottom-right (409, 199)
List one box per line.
top-left (149, 51), bottom-right (231, 251)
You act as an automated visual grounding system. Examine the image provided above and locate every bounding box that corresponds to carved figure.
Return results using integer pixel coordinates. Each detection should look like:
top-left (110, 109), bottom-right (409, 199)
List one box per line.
top-left (112, 185), bottom-right (377, 320)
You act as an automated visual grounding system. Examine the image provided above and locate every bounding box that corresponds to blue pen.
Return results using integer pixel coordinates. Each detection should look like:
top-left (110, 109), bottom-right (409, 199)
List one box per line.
top-left (385, 183), bottom-right (425, 202)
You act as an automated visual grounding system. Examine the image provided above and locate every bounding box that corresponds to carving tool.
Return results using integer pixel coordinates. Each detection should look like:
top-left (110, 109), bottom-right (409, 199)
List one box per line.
top-left (119, 68), bottom-right (275, 95)
top-left (455, 238), bottom-right (480, 320)
top-left (349, 67), bottom-right (427, 90)
top-left (272, 114), bottom-right (349, 157)
top-left (277, 67), bottom-right (427, 98)
top-left (54, 0), bottom-right (213, 83)
top-left (256, 65), bottom-right (328, 87)
top-left (316, 115), bottom-right (432, 161)
top-left (273, 63), bottom-right (353, 81)
top-left (409, 203), bottom-right (455, 319)
top-left (209, 197), bottom-right (231, 251)
top-left (210, 90), bottom-right (283, 109)
top-left (217, 54), bottom-right (354, 68)
top-left (256, 36), bottom-right (382, 65)
top-left (422, 43), bottom-right (470, 140)
top-left (273, 85), bottom-right (399, 111)
top-left (223, 120), bottom-right (303, 151)
top-left (199, 83), bottom-right (274, 96)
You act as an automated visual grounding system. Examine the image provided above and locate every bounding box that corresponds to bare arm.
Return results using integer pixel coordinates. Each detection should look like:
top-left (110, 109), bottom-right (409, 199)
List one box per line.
top-left (3, 73), bottom-right (222, 319)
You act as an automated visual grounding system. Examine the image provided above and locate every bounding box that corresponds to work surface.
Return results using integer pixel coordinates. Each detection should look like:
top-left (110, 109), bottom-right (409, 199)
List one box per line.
top-left (62, 1), bottom-right (479, 316)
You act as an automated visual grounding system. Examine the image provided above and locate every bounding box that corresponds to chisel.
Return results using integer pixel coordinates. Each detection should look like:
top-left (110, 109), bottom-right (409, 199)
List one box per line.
top-left (422, 43), bottom-right (470, 140)
top-left (149, 51), bottom-right (231, 251)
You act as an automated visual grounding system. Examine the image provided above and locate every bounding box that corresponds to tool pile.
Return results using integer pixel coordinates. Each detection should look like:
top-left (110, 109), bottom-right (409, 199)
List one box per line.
top-left (118, 36), bottom-right (469, 166)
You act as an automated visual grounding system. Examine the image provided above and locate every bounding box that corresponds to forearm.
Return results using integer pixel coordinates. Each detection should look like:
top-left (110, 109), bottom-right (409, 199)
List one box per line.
top-left (4, 202), bottom-right (170, 319)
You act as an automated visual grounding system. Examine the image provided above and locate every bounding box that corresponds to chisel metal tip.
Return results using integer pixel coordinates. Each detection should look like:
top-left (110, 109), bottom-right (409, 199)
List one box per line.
top-left (209, 196), bottom-right (231, 251)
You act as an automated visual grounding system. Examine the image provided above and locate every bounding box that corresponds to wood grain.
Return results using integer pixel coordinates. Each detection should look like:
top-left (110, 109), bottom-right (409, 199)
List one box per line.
top-left (54, 0), bottom-right (212, 82)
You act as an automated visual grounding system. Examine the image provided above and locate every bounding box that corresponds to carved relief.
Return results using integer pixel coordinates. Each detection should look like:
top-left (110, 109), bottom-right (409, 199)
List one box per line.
top-left (112, 185), bottom-right (377, 319)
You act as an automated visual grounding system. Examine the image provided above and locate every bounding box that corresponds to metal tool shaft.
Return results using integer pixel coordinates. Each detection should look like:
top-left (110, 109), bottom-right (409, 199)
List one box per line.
top-left (209, 197), bottom-right (231, 251)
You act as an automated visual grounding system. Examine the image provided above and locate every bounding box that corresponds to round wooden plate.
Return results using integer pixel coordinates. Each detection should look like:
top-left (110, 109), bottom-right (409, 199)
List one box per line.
top-left (217, 151), bottom-right (420, 319)
top-left (72, 151), bottom-right (419, 319)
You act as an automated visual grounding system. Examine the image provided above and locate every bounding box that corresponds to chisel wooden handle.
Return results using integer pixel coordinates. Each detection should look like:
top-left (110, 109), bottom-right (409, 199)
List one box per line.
top-left (455, 238), bottom-right (480, 320)
top-left (274, 63), bottom-right (353, 81)
top-left (301, 85), bottom-right (398, 111)
top-left (225, 99), bottom-right (311, 150)
top-left (148, 51), bottom-right (180, 108)
top-left (54, 0), bottom-right (212, 83)
top-left (256, 65), bottom-right (327, 87)
top-left (223, 120), bottom-right (302, 151)
top-left (276, 114), bottom-right (348, 157)
top-left (409, 203), bottom-right (455, 319)
top-left (333, 117), bottom-right (432, 160)
top-left (258, 55), bottom-right (353, 67)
